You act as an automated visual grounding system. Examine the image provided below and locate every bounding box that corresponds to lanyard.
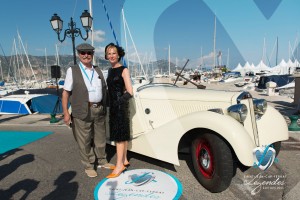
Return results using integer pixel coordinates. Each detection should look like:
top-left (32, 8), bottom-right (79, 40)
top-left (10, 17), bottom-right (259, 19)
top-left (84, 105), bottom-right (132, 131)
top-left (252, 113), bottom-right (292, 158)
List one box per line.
top-left (79, 62), bottom-right (94, 85)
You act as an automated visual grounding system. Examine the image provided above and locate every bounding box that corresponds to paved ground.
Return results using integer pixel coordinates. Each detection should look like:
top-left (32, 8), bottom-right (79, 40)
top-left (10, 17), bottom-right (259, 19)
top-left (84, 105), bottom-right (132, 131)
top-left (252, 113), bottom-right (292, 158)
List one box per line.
top-left (0, 82), bottom-right (299, 200)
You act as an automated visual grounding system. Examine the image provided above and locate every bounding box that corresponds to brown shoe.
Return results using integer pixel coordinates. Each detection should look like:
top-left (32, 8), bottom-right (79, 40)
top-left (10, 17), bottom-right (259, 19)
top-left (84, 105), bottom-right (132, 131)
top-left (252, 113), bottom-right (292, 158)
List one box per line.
top-left (85, 169), bottom-right (97, 177)
top-left (97, 162), bottom-right (115, 169)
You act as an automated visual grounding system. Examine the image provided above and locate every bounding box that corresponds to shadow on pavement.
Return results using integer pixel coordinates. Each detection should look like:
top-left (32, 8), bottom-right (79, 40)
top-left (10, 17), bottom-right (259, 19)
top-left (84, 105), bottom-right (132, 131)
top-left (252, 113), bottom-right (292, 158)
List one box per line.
top-left (42, 171), bottom-right (78, 200)
top-left (0, 148), bottom-right (22, 161)
top-left (0, 150), bottom-right (38, 200)
top-left (0, 179), bottom-right (39, 200)
top-left (0, 115), bottom-right (28, 123)
top-left (0, 154), bottom-right (34, 181)
top-left (106, 144), bottom-right (176, 171)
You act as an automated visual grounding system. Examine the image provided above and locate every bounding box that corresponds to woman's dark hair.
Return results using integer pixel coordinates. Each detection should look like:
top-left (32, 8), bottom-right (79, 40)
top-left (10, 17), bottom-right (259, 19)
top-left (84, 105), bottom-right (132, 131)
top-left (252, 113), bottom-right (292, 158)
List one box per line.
top-left (104, 43), bottom-right (125, 61)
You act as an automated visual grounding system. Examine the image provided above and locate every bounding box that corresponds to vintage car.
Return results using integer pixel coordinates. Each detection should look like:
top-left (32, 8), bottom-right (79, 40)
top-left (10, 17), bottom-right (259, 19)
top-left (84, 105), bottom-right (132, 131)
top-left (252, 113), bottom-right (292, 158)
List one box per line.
top-left (107, 82), bottom-right (289, 193)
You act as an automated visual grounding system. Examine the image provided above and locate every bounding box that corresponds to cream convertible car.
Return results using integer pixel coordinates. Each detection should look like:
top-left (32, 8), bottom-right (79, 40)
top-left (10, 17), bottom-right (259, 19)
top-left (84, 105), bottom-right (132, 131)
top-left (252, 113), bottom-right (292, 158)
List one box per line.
top-left (107, 83), bottom-right (289, 193)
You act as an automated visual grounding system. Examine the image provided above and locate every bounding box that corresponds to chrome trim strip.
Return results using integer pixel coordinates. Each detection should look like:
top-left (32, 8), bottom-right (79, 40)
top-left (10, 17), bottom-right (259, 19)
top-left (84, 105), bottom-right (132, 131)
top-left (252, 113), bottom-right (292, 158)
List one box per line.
top-left (237, 91), bottom-right (252, 104)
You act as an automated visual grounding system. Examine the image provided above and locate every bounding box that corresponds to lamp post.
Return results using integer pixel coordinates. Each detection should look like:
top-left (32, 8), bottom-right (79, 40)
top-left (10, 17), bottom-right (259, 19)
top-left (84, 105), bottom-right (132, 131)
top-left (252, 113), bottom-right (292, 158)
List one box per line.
top-left (50, 10), bottom-right (93, 65)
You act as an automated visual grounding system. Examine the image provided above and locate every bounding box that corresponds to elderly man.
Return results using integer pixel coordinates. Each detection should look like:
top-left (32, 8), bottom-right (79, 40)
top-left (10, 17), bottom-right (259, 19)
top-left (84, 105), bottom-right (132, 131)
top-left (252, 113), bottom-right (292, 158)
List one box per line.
top-left (62, 43), bottom-right (114, 177)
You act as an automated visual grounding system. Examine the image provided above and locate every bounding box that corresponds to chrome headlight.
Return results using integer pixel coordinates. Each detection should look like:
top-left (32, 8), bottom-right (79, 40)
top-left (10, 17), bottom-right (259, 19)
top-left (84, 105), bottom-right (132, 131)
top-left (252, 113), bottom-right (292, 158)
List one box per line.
top-left (208, 108), bottom-right (224, 115)
top-left (253, 99), bottom-right (267, 115)
top-left (237, 91), bottom-right (252, 104)
top-left (227, 104), bottom-right (248, 123)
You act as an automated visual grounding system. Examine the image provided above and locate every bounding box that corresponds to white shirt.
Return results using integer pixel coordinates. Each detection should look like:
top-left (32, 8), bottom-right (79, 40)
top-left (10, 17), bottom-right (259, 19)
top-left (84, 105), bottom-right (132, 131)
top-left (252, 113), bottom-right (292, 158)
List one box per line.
top-left (64, 62), bottom-right (103, 102)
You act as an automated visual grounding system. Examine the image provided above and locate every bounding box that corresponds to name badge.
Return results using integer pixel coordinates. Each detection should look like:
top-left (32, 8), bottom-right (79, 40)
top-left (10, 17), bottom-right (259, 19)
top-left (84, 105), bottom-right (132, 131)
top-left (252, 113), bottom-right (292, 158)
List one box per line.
top-left (88, 86), bottom-right (96, 92)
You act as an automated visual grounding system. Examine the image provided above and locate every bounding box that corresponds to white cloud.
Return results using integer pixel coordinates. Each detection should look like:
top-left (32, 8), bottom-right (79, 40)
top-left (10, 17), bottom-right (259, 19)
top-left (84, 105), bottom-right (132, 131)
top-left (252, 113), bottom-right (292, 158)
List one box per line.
top-left (92, 30), bottom-right (105, 43)
top-left (94, 46), bottom-right (105, 58)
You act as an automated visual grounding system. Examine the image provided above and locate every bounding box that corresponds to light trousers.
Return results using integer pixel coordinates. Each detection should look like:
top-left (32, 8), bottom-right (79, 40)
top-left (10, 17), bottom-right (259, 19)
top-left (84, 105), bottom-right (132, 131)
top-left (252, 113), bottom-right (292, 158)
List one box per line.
top-left (72, 106), bottom-right (107, 169)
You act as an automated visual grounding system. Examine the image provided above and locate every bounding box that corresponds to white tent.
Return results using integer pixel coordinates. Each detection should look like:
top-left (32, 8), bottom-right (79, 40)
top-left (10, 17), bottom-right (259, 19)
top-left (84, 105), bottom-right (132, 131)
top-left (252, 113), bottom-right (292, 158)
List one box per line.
top-left (232, 63), bottom-right (248, 76)
top-left (233, 58), bottom-right (299, 76)
top-left (294, 59), bottom-right (299, 67)
top-left (233, 63), bottom-right (243, 71)
top-left (279, 59), bottom-right (287, 67)
top-left (287, 59), bottom-right (294, 67)
top-left (255, 60), bottom-right (271, 72)
top-left (278, 59), bottom-right (289, 74)
top-left (243, 61), bottom-right (251, 70)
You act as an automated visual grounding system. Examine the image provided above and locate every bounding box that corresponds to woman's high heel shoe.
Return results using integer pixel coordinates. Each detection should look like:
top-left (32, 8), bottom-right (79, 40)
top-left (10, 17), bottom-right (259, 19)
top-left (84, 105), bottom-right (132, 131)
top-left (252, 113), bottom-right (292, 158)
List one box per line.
top-left (110, 162), bottom-right (130, 170)
top-left (106, 166), bottom-right (127, 178)
top-left (124, 162), bottom-right (130, 168)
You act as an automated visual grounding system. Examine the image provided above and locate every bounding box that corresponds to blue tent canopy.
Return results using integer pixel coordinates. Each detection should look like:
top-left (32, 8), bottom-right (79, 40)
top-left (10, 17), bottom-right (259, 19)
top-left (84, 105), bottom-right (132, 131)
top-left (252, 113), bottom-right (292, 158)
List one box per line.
top-left (31, 95), bottom-right (62, 114)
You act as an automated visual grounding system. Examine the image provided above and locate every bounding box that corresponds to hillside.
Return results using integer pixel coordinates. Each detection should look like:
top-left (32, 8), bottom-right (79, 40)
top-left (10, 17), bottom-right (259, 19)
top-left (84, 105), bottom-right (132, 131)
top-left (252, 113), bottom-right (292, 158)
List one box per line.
top-left (0, 55), bottom-right (110, 81)
top-left (0, 54), bottom-right (183, 82)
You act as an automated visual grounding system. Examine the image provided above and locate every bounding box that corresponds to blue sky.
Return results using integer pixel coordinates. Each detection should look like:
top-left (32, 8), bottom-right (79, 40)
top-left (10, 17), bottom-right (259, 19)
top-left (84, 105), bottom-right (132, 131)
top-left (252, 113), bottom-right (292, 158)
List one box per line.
top-left (0, 0), bottom-right (300, 69)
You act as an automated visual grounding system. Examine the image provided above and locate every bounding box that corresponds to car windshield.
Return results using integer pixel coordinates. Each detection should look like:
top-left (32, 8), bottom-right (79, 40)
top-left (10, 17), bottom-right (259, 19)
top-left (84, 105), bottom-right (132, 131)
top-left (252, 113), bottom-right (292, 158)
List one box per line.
top-left (136, 83), bottom-right (177, 92)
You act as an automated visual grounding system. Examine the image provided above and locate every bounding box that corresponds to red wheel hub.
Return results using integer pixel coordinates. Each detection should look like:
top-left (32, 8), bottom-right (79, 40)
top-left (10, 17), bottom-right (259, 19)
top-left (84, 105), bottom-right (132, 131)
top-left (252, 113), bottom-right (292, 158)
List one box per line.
top-left (195, 140), bottom-right (214, 179)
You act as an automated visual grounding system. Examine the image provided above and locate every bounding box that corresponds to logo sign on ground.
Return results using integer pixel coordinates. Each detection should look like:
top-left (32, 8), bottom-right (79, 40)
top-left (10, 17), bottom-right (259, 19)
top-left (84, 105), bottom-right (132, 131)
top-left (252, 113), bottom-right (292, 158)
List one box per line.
top-left (94, 169), bottom-right (182, 200)
top-left (253, 144), bottom-right (279, 171)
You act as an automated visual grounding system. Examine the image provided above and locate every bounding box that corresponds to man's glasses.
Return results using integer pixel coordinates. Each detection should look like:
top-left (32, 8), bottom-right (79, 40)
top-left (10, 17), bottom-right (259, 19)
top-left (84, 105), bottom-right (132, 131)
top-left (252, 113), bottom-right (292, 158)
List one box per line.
top-left (79, 51), bottom-right (94, 55)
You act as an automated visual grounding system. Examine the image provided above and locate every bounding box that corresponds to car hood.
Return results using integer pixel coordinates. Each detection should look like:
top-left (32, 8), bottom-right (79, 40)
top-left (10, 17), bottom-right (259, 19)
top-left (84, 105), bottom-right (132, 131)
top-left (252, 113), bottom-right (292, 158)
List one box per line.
top-left (137, 86), bottom-right (241, 103)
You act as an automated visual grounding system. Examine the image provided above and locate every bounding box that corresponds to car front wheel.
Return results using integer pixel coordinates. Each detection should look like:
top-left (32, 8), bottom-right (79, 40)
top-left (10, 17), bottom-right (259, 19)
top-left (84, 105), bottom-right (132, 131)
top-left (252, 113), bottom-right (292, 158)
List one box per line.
top-left (191, 133), bottom-right (236, 193)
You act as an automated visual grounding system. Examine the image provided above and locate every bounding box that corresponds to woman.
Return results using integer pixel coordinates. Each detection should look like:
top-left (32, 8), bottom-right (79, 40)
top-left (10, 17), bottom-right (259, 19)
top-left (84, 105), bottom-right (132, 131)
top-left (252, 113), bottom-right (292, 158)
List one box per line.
top-left (105, 43), bottom-right (133, 178)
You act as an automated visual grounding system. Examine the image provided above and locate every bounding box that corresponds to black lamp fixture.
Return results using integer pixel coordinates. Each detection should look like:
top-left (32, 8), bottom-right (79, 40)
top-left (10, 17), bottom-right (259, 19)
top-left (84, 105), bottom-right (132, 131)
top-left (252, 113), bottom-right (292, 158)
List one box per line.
top-left (50, 10), bottom-right (93, 64)
top-left (80, 10), bottom-right (93, 31)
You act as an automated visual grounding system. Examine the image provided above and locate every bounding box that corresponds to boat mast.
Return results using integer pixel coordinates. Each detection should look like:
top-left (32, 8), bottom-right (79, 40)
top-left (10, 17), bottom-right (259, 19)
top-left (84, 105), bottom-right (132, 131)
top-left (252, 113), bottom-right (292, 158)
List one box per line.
top-left (168, 44), bottom-right (171, 76)
top-left (0, 41), bottom-right (18, 87)
top-left (13, 38), bottom-right (22, 83)
top-left (262, 37), bottom-right (266, 70)
top-left (213, 15), bottom-right (216, 68)
top-left (45, 48), bottom-right (49, 80)
top-left (17, 31), bottom-right (37, 82)
top-left (121, 8), bottom-right (147, 79)
top-left (88, 0), bottom-right (95, 65)
top-left (0, 59), bottom-right (3, 80)
top-left (276, 37), bottom-right (278, 66)
top-left (13, 38), bottom-right (22, 82)
top-left (122, 8), bottom-right (129, 71)
top-left (15, 37), bottom-right (30, 82)
top-left (55, 44), bottom-right (60, 66)
top-left (200, 47), bottom-right (203, 71)
top-left (227, 48), bottom-right (230, 69)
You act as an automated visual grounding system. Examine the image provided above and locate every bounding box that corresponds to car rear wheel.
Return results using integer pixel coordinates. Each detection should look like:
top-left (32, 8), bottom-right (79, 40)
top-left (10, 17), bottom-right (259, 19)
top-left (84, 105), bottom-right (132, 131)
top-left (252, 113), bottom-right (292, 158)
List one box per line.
top-left (191, 133), bottom-right (236, 193)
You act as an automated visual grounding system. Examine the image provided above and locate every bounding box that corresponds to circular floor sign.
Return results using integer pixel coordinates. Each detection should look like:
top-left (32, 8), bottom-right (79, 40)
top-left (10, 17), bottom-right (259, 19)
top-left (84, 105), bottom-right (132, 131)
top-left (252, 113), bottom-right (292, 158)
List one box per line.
top-left (94, 169), bottom-right (183, 200)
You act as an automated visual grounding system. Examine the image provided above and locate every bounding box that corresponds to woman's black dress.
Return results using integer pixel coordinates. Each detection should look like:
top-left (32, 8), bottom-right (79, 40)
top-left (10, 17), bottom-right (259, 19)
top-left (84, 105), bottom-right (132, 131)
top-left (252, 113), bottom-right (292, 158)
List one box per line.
top-left (106, 66), bottom-right (130, 142)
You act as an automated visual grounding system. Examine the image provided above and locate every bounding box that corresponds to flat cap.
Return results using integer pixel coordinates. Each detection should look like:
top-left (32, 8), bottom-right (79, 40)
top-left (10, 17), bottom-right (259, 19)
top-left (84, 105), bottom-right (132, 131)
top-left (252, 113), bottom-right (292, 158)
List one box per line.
top-left (76, 43), bottom-right (95, 51)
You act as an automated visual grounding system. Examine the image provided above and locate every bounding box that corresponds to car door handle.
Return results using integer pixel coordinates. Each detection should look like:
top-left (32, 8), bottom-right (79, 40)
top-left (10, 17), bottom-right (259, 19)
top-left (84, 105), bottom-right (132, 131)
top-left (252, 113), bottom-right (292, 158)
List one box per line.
top-left (149, 120), bottom-right (154, 128)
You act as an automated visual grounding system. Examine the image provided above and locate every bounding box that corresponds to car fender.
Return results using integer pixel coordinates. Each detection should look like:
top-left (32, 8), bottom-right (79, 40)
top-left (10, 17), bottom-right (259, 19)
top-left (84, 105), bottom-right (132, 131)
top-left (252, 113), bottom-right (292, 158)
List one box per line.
top-left (257, 105), bottom-right (289, 145)
top-left (130, 111), bottom-right (255, 166)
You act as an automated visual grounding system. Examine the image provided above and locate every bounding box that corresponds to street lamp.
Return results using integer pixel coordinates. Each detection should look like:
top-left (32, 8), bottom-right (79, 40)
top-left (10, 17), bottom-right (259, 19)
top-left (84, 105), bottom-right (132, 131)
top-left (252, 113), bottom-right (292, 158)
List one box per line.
top-left (50, 10), bottom-right (93, 64)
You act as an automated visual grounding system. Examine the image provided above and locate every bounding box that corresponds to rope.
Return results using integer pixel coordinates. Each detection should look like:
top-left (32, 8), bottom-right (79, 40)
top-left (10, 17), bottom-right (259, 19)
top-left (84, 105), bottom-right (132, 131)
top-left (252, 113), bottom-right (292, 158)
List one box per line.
top-left (101, 0), bottom-right (119, 45)
top-left (100, 0), bottom-right (127, 66)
